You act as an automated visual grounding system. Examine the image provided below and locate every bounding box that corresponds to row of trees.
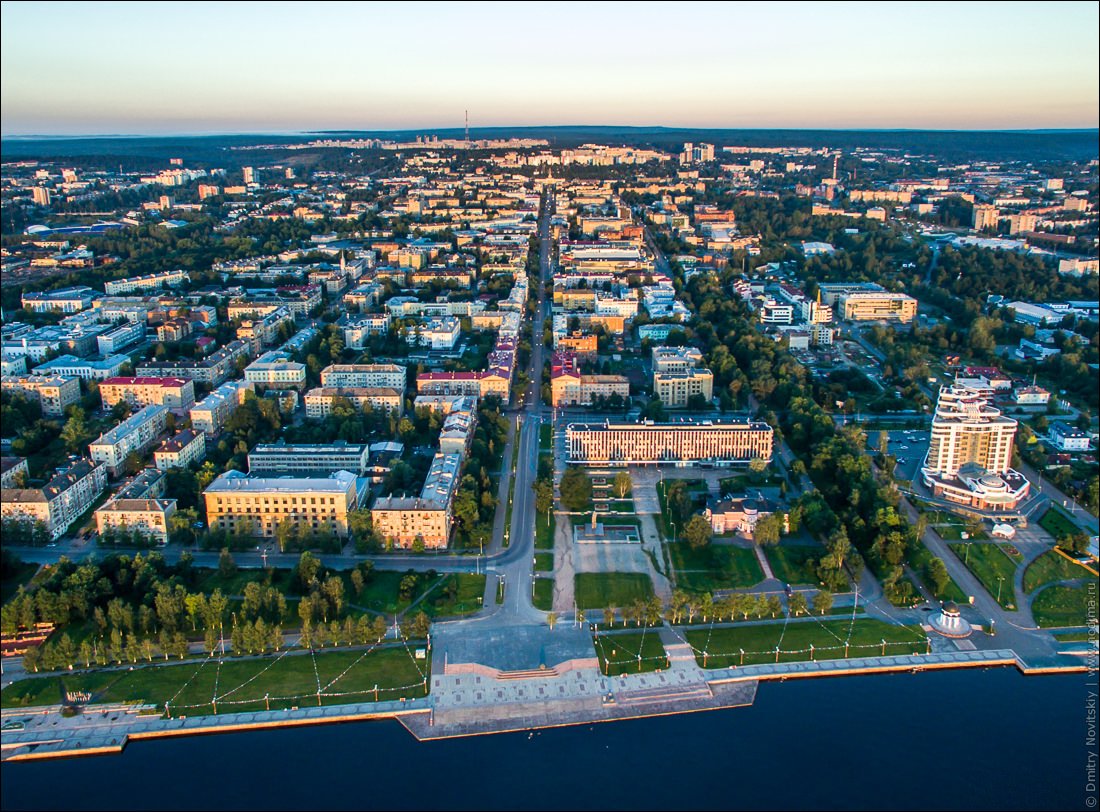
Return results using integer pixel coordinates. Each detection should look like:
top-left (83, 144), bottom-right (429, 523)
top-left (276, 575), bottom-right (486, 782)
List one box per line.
top-left (665, 588), bottom-right (834, 623)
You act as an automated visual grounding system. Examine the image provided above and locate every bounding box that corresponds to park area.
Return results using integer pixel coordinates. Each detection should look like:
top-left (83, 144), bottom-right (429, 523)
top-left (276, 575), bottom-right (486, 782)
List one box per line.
top-left (948, 542), bottom-right (1020, 609)
top-left (574, 572), bottom-right (654, 611)
top-left (762, 543), bottom-right (821, 586)
top-left (1031, 584), bottom-right (1094, 628)
top-left (188, 566), bottom-right (484, 620)
top-left (668, 542), bottom-right (764, 592)
top-left (1038, 507), bottom-right (1081, 542)
top-left (592, 630), bottom-right (668, 676)
top-left (1, 645), bottom-right (430, 714)
top-left (685, 617), bottom-right (927, 668)
top-left (1022, 550), bottom-right (1093, 594)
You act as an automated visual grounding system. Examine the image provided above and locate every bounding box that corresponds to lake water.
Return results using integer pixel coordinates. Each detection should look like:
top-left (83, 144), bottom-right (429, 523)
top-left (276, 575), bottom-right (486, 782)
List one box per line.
top-left (1, 667), bottom-right (1094, 810)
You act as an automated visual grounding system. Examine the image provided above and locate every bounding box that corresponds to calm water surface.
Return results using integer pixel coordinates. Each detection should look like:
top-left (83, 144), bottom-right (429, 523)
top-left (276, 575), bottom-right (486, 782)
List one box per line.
top-left (1, 667), bottom-right (1094, 811)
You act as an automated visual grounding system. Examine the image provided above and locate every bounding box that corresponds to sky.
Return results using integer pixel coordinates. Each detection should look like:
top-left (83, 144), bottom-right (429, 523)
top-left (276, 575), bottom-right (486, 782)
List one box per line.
top-left (2, 0), bottom-right (1098, 135)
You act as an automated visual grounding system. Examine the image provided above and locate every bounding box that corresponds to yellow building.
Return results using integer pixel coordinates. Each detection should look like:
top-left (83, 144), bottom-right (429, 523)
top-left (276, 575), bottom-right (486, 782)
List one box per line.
top-left (556, 332), bottom-right (598, 359)
top-left (560, 288), bottom-right (597, 311)
top-left (653, 369), bottom-right (714, 408)
top-left (1, 375), bottom-right (81, 417)
top-left (551, 373), bottom-right (630, 407)
top-left (304, 387), bottom-right (404, 418)
top-left (370, 498), bottom-right (451, 549)
top-left (371, 453), bottom-right (460, 549)
top-left (95, 498), bottom-right (177, 545)
top-left (203, 470), bottom-right (359, 539)
top-left (840, 293), bottom-right (917, 324)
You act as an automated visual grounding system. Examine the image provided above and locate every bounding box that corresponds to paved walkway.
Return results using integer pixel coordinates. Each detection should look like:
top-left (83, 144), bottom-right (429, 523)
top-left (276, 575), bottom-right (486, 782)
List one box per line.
top-left (752, 545), bottom-right (776, 581)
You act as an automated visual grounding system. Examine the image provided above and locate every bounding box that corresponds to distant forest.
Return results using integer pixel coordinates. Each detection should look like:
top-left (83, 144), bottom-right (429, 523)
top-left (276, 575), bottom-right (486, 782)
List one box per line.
top-left (3, 126), bottom-right (1097, 168)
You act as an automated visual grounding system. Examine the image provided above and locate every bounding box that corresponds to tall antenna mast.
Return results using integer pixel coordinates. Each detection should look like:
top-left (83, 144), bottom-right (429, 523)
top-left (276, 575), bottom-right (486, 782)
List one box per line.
top-left (465, 110), bottom-right (470, 146)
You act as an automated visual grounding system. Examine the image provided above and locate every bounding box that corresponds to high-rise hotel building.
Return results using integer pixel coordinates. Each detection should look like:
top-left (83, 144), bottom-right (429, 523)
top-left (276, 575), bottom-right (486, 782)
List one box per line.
top-left (921, 384), bottom-right (1030, 511)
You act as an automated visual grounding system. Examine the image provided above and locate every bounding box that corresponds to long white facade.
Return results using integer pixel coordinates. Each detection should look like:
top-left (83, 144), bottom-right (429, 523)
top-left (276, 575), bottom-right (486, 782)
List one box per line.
top-left (567, 420), bottom-right (773, 466)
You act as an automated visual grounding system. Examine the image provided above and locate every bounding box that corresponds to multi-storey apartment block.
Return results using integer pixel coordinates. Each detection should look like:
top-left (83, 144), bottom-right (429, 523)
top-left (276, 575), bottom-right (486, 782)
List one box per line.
top-left (88, 404), bottom-right (169, 476)
top-left (99, 377), bottom-right (196, 412)
top-left (1, 375), bottom-right (81, 417)
top-left (203, 469), bottom-right (359, 539)
top-left (1, 458), bottom-right (107, 540)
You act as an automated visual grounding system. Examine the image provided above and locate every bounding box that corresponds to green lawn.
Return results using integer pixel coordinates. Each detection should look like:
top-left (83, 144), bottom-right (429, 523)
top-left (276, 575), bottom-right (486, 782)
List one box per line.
top-left (1023, 550), bottom-right (1092, 594)
top-left (685, 618), bottom-right (927, 668)
top-left (534, 553), bottom-right (554, 573)
top-left (503, 435), bottom-right (522, 545)
top-left (349, 570), bottom-right (446, 616)
top-left (763, 545), bottom-right (821, 586)
top-left (719, 473), bottom-right (783, 494)
top-left (574, 572), bottom-right (654, 610)
top-left (1039, 507), bottom-right (1082, 541)
top-left (532, 577), bottom-right (554, 611)
top-left (593, 630), bottom-right (667, 676)
top-left (907, 541), bottom-right (968, 603)
top-left (948, 543), bottom-right (1019, 610)
top-left (419, 574), bottom-right (486, 618)
top-left (539, 423), bottom-right (552, 450)
top-left (535, 510), bottom-right (555, 550)
top-left (192, 567), bottom-right (297, 598)
top-left (668, 543), bottom-right (765, 592)
top-left (2, 646), bottom-right (430, 713)
top-left (1, 561), bottom-right (40, 604)
top-left (1032, 585), bottom-right (1093, 628)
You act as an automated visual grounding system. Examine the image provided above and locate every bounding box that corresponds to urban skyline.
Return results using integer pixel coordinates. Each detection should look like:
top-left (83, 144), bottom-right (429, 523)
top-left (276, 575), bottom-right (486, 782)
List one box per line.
top-left (2, 1), bottom-right (1098, 135)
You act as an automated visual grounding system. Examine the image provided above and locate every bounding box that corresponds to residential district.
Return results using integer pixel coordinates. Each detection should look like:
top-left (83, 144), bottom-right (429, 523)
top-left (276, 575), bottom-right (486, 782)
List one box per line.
top-left (0, 133), bottom-right (1096, 757)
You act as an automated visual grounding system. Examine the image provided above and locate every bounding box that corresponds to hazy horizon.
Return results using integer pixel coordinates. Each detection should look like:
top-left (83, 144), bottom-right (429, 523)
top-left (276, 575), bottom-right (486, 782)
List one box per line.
top-left (2, 0), bottom-right (1098, 136)
top-left (3, 124), bottom-right (1100, 140)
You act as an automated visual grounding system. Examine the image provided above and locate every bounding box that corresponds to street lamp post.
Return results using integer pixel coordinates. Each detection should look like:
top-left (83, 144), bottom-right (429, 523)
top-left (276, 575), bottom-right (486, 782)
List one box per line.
top-left (996, 575), bottom-right (1005, 605)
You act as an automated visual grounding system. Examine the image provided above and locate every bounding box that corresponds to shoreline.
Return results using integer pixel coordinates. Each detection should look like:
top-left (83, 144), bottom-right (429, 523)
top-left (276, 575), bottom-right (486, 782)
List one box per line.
top-left (1, 647), bottom-right (1086, 762)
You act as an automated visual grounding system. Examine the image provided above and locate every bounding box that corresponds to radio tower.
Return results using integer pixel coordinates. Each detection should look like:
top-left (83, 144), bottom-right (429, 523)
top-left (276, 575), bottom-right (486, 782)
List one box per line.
top-left (465, 110), bottom-right (470, 147)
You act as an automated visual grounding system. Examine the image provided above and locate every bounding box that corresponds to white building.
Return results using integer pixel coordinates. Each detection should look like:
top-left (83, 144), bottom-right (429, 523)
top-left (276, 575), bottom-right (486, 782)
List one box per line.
top-left (96, 320), bottom-right (146, 355)
top-left (103, 270), bottom-right (189, 295)
top-left (1047, 422), bottom-right (1091, 452)
top-left (189, 380), bottom-right (255, 434)
top-left (1, 458), bottom-right (107, 540)
top-left (320, 363), bottom-right (405, 390)
top-left (89, 404), bottom-right (169, 476)
top-left (405, 317), bottom-right (461, 350)
top-left (244, 350), bottom-right (307, 389)
top-left (32, 354), bottom-right (129, 381)
top-left (153, 429), bottom-right (207, 470)
top-left (21, 286), bottom-right (97, 314)
top-left (343, 314), bottom-right (391, 348)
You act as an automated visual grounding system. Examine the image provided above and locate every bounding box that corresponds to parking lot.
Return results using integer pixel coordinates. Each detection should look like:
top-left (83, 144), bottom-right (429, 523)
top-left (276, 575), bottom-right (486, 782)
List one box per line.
top-left (876, 429), bottom-right (929, 483)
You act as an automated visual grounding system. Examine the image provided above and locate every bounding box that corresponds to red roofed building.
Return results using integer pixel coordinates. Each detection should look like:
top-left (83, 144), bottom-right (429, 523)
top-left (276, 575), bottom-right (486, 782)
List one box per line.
top-left (962, 367), bottom-right (1011, 389)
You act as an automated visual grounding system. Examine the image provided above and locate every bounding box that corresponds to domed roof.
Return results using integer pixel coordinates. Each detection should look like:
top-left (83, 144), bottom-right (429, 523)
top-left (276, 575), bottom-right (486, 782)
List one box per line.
top-left (941, 601), bottom-right (960, 616)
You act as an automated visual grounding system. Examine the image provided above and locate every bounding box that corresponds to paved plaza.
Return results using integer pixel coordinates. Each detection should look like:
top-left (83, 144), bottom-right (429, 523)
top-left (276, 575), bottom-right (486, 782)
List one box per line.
top-left (432, 623), bottom-right (595, 672)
